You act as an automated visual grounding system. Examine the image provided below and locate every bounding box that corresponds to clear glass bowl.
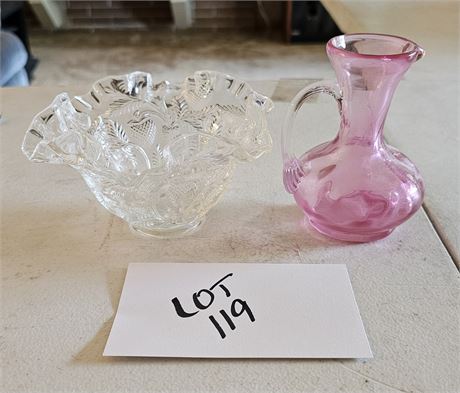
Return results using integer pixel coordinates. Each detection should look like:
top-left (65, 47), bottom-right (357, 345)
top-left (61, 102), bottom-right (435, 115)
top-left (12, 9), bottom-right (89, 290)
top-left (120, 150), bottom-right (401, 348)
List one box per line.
top-left (22, 71), bottom-right (273, 237)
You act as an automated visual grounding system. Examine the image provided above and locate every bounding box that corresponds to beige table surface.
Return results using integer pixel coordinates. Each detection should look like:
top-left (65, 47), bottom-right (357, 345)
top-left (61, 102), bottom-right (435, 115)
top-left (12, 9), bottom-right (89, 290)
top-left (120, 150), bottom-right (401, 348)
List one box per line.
top-left (1, 83), bottom-right (459, 393)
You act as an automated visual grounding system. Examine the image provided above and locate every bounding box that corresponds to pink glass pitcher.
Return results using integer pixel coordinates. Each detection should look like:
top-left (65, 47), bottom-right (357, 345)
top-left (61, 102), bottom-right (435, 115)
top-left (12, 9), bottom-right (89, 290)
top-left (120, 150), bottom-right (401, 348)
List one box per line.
top-left (282, 33), bottom-right (425, 242)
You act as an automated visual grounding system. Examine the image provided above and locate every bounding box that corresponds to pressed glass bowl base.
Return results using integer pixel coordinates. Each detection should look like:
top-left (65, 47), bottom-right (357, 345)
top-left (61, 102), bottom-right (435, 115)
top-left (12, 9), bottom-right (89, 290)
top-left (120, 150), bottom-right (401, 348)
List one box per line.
top-left (130, 217), bottom-right (204, 239)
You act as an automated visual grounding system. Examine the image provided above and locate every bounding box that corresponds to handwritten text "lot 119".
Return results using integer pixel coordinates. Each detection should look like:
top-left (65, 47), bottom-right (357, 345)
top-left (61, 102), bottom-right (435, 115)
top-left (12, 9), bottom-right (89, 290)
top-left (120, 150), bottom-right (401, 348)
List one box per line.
top-left (171, 273), bottom-right (255, 339)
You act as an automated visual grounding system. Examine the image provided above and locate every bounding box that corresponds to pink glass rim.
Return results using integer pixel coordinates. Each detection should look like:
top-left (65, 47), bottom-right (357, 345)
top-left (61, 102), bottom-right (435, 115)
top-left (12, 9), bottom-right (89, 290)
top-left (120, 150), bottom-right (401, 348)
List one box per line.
top-left (326, 33), bottom-right (424, 61)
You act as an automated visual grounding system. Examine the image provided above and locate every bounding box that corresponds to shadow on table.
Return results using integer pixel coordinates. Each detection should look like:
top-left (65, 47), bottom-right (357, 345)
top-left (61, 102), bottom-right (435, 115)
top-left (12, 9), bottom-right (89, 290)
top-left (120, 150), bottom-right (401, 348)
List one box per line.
top-left (72, 267), bottom-right (124, 364)
top-left (73, 263), bottom-right (344, 364)
top-left (69, 202), bottom-right (348, 365)
top-left (5, 201), bottom-right (344, 265)
top-left (5, 200), bottom-right (348, 364)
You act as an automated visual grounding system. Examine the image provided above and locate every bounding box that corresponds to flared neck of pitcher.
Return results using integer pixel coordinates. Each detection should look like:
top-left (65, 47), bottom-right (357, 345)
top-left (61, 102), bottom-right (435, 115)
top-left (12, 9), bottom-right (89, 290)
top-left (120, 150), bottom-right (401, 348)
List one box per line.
top-left (326, 34), bottom-right (424, 147)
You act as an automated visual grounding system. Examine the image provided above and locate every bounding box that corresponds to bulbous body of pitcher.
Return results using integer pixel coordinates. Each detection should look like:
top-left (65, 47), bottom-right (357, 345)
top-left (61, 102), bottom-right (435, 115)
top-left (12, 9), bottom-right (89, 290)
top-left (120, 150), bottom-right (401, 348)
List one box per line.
top-left (282, 34), bottom-right (425, 242)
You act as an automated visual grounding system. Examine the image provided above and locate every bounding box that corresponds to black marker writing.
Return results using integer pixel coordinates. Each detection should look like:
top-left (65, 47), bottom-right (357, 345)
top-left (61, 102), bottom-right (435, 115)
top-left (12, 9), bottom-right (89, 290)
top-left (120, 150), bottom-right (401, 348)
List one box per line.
top-left (171, 297), bottom-right (198, 318)
top-left (219, 309), bottom-right (236, 331)
top-left (171, 273), bottom-right (255, 339)
top-left (231, 299), bottom-right (255, 322)
top-left (209, 273), bottom-right (233, 297)
top-left (193, 289), bottom-right (214, 309)
top-left (209, 315), bottom-right (226, 339)
top-left (171, 273), bottom-right (233, 316)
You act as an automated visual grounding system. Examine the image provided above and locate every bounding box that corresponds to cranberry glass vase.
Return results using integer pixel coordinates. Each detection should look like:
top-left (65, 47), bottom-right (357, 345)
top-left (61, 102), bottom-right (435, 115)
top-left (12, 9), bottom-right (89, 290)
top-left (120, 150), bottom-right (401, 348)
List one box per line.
top-left (282, 34), bottom-right (425, 242)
